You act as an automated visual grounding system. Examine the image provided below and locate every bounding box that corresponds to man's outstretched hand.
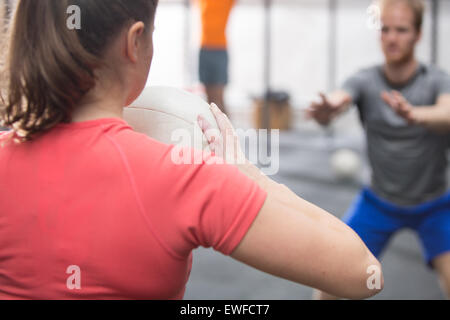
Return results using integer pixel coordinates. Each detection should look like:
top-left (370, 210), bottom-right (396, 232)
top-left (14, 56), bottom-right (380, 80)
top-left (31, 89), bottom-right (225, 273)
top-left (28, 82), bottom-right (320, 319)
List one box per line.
top-left (306, 93), bottom-right (342, 126)
top-left (306, 91), bottom-right (352, 126)
top-left (381, 90), bottom-right (418, 124)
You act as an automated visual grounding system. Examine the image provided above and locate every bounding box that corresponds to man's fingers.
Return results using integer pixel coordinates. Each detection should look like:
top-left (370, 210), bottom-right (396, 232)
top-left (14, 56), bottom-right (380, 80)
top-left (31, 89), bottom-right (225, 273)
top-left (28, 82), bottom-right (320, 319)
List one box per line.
top-left (392, 91), bottom-right (409, 107)
top-left (382, 91), bottom-right (416, 123)
top-left (308, 102), bottom-right (321, 113)
top-left (391, 91), bottom-right (413, 115)
top-left (392, 91), bottom-right (404, 103)
top-left (319, 92), bottom-right (329, 106)
top-left (381, 91), bottom-right (399, 110)
top-left (381, 91), bottom-right (392, 104)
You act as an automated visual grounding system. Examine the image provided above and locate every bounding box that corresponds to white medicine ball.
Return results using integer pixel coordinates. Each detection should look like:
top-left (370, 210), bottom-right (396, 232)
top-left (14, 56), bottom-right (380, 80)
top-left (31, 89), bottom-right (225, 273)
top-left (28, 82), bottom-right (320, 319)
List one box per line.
top-left (330, 148), bottom-right (361, 180)
top-left (124, 86), bottom-right (220, 152)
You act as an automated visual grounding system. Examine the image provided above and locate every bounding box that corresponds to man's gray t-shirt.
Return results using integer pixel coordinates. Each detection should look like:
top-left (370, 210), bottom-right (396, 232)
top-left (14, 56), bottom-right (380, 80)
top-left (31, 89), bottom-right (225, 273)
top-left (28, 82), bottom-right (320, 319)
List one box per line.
top-left (342, 64), bottom-right (450, 206)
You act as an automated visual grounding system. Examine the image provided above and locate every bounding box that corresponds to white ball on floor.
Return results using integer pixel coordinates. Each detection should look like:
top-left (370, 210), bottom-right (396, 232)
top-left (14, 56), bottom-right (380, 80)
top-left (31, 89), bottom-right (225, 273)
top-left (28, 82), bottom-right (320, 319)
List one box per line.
top-left (124, 86), bottom-right (220, 152)
top-left (330, 148), bottom-right (361, 180)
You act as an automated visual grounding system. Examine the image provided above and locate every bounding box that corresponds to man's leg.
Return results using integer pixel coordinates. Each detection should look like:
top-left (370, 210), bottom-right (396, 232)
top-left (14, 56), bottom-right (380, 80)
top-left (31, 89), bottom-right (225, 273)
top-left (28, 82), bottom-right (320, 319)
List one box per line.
top-left (432, 253), bottom-right (450, 299)
top-left (199, 48), bottom-right (229, 115)
top-left (205, 85), bottom-right (227, 115)
top-left (417, 195), bottom-right (450, 299)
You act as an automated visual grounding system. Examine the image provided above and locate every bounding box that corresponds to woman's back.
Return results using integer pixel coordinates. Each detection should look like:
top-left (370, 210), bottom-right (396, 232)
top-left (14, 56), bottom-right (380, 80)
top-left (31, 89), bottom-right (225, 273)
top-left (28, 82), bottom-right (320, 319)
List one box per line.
top-left (0, 118), bottom-right (266, 299)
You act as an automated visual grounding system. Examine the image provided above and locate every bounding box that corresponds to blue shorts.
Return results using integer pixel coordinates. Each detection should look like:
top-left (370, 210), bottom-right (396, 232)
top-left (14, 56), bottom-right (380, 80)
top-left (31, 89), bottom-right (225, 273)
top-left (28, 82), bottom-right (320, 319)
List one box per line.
top-left (199, 48), bottom-right (229, 86)
top-left (343, 188), bottom-right (450, 268)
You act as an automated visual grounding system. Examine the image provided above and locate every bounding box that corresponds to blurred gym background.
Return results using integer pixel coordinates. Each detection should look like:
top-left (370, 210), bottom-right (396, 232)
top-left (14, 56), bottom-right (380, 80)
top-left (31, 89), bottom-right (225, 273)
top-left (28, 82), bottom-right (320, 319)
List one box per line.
top-left (148, 0), bottom-right (448, 300)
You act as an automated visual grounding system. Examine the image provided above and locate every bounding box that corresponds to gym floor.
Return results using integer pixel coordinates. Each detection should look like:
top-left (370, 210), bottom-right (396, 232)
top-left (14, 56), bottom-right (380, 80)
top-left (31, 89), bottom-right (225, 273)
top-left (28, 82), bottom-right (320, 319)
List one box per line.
top-left (184, 114), bottom-right (448, 300)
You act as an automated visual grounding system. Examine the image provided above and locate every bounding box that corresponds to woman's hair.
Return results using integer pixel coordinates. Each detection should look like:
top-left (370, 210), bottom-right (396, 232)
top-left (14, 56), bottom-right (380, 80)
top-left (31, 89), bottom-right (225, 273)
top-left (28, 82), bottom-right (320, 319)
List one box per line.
top-left (0, 0), bottom-right (158, 142)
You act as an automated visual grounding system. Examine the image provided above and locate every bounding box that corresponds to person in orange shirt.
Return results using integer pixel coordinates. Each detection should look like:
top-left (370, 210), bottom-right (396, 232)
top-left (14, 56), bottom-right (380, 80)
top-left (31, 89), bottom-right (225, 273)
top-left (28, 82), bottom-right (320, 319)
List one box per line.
top-left (197, 0), bottom-right (235, 115)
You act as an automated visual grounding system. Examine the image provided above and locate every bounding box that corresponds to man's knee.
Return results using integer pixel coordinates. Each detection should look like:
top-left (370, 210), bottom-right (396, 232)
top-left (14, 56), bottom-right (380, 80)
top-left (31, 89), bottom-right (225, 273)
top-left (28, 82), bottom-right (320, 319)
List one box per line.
top-left (432, 252), bottom-right (450, 297)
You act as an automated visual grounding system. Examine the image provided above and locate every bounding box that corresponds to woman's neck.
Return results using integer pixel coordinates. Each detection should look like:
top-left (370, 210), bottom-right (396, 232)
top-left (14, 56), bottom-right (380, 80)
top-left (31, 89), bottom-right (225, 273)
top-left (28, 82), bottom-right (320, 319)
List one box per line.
top-left (70, 105), bottom-right (124, 123)
top-left (70, 82), bottom-right (127, 123)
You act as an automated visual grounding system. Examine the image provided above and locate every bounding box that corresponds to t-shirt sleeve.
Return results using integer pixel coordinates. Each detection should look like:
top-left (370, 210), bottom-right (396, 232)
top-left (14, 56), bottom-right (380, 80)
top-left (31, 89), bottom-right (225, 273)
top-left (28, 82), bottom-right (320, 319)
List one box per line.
top-left (435, 70), bottom-right (450, 96)
top-left (127, 137), bottom-right (268, 259)
top-left (341, 70), bottom-right (367, 105)
top-left (165, 147), bottom-right (268, 257)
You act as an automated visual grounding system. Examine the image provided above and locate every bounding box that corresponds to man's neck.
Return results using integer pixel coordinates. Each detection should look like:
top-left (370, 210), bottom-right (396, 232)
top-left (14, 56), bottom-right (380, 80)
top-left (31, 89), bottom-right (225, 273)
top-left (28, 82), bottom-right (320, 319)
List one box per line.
top-left (383, 57), bottom-right (419, 86)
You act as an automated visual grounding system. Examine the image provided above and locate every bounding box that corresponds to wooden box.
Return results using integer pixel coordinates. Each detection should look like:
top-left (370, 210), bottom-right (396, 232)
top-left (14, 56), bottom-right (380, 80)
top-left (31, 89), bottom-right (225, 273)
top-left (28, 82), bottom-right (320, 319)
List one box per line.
top-left (252, 98), bottom-right (292, 130)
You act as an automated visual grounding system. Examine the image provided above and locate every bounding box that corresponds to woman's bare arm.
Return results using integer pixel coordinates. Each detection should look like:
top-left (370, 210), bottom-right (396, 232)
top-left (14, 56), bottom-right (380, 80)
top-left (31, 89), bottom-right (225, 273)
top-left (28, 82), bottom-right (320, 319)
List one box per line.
top-left (232, 161), bottom-right (383, 300)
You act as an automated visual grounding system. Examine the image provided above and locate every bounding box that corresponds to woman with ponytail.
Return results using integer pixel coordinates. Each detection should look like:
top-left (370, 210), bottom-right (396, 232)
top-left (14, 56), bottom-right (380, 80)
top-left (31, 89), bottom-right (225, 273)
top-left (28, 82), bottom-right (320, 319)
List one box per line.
top-left (0, 0), bottom-right (382, 300)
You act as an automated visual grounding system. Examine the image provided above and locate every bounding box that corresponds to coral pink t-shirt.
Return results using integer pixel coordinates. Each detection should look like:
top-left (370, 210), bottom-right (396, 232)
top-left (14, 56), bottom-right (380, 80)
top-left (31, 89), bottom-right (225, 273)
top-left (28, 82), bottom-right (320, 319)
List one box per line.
top-left (0, 118), bottom-right (267, 300)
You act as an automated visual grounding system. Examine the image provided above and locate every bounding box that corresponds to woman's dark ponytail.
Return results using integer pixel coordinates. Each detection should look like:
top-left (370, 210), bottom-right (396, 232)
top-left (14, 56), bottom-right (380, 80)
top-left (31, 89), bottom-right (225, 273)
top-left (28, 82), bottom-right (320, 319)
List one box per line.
top-left (0, 0), bottom-right (158, 142)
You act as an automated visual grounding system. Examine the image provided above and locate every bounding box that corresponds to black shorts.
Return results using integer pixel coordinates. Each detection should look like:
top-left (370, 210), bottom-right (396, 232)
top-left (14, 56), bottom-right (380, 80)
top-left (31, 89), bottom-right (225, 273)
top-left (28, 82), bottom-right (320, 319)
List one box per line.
top-left (199, 48), bottom-right (229, 86)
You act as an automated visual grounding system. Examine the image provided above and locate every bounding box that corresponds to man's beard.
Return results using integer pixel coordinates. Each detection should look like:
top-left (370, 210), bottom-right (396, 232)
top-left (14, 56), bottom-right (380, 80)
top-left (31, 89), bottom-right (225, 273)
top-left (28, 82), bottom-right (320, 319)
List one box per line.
top-left (385, 49), bottom-right (415, 66)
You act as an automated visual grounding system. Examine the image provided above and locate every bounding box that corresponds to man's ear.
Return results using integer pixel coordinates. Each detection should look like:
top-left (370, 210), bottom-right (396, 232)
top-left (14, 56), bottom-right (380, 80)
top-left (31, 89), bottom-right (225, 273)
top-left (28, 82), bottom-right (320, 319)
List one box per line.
top-left (126, 22), bottom-right (146, 63)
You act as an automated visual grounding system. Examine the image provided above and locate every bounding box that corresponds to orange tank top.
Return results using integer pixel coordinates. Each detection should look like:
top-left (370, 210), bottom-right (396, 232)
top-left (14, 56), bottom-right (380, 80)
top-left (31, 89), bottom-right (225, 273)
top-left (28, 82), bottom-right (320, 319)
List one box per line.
top-left (198, 0), bottom-right (235, 49)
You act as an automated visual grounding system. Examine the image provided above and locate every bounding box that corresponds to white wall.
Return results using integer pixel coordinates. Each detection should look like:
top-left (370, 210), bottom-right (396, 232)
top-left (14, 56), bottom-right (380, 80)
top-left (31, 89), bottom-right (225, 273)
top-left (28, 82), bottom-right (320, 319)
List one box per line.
top-left (149, 4), bottom-right (186, 88)
top-left (439, 0), bottom-right (450, 73)
top-left (271, 0), bottom-right (328, 106)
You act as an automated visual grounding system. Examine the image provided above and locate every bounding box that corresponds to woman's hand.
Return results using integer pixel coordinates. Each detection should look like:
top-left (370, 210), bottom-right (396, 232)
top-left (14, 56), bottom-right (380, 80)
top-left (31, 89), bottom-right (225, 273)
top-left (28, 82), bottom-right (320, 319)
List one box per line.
top-left (197, 103), bottom-right (247, 165)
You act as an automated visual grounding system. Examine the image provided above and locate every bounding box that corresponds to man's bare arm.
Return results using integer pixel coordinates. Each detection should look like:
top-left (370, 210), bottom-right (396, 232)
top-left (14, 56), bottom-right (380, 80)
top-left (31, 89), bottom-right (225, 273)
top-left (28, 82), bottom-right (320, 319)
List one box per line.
top-left (415, 94), bottom-right (450, 132)
top-left (382, 92), bottom-right (450, 133)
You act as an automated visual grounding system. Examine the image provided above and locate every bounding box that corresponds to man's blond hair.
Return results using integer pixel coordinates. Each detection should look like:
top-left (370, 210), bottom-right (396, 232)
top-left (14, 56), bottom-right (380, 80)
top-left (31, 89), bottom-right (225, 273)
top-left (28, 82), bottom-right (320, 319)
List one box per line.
top-left (379, 0), bottom-right (425, 31)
